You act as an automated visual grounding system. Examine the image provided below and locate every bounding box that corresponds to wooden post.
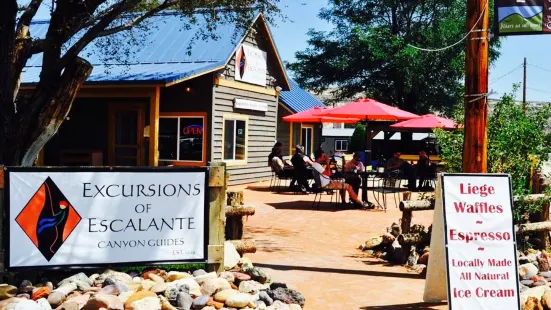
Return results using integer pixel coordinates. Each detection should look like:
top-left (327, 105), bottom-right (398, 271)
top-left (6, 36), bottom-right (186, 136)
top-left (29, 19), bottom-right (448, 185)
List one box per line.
top-left (208, 162), bottom-right (226, 272)
top-left (401, 211), bottom-right (412, 234)
top-left (462, 0), bottom-right (490, 173)
top-left (149, 87), bottom-right (160, 166)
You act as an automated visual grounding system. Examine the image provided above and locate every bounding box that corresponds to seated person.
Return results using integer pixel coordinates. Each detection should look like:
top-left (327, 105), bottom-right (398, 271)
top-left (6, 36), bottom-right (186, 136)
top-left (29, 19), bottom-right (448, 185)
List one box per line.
top-left (268, 142), bottom-right (284, 168)
top-left (314, 149), bottom-right (331, 174)
top-left (416, 151), bottom-right (430, 189)
top-left (272, 156), bottom-right (294, 178)
top-left (386, 151), bottom-right (417, 190)
top-left (302, 152), bottom-right (371, 209)
top-left (291, 145), bottom-right (312, 193)
top-left (344, 152), bottom-right (364, 196)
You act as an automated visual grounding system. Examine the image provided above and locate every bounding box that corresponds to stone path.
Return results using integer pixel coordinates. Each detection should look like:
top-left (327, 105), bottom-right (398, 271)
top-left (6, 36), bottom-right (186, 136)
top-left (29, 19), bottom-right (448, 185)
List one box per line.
top-left (230, 181), bottom-right (448, 310)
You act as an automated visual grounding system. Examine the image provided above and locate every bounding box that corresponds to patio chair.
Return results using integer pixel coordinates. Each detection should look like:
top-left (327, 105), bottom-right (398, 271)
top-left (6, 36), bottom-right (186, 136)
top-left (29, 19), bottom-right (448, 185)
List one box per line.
top-left (311, 169), bottom-right (341, 210)
top-left (372, 169), bottom-right (405, 211)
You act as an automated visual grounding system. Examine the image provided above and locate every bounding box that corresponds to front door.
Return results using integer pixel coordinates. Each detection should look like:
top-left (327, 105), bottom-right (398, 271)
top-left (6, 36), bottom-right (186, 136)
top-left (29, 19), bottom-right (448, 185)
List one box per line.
top-left (108, 103), bottom-right (146, 166)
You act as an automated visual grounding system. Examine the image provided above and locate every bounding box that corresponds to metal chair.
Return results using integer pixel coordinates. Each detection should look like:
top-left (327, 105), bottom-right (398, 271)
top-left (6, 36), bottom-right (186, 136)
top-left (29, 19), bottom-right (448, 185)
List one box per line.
top-left (311, 169), bottom-right (341, 210)
top-left (373, 170), bottom-right (405, 212)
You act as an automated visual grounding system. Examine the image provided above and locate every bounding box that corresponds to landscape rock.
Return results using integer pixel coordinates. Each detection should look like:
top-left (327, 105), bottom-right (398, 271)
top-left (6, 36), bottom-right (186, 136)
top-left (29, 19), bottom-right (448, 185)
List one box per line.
top-left (127, 297), bottom-right (161, 310)
top-left (31, 288), bottom-right (51, 301)
top-left (524, 297), bottom-right (543, 310)
top-left (207, 299), bottom-right (224, 309)
top-left (232, 273), bottom-right (251, 282)
top-left (193, 270), bottom-right (207, 277)
top-left (214, 290), bottom-right (238, 303)
top-left (218, 272), bottom-right (235, 283)
top-left (258, 291), bottom-right (274, 306)
top-left (19, 280), bottom-right (34, 295)
top-left (288, 304), bottom-right (301, 310)
top-left (166, 272), bottom-right (193, 282)
top-left (99, 285), bottom-right (119, 295)
top-left (249, 268), bottom-right (270, 284)
top-left (520, 286), bottom-right (551, 306)
top-left (238, 281), bottom-right (265, 295)
top-left (59, 273), bottom-right (92, 290)
top-left (538, 251), bottom-right (551, 272)
top-left (194, 272), bottom-right (217, 285)
top-left (150, 283), bottom-right (167, 294)
top-left (61, 293), bottom-right (91, 310)
top-left (270, 301), bottom-right (290, 310)
top-left (520, 264), bottom-right (540, 280)
top-left (140, 280), bottom-right (157, 291)
top-left (48, 283), bottom-right (77, 306)
top-left (269, 283), bottom-right (287, 290)
top-left (201, 279), bottom-right (231, 296)
top-left (159, 296), bottom-right (177, 310)
top-left (225, 293), bottom-right (252, 308)
top-left (418, 252), bottom-right (429, 265)
top-left (100, 271), bottom-right (132, 284)
top-left (224, 242), bottom-right (241, 270)
top-left (142, 270), bottom-right (167, 281)
top-left (268, 288), bottom-right (305, 307)
top-left (167, 279), bottom-right (200, 297)
top-left (192, 295), bottom-right (209, 309)
top-left (124, 291), bottom-right (157, 307)
top-left (118, 291), bottom-right (134, 304)
top-left (541, 290), bottom-right (551, 309)
top-left (0, 285), bottom-right (19, 300)
top-left (176, 293), bottom-right (193, 310)
top-left (148, 274), bottom-right (165, 285)
top-left (82, 293), bottom-right (124, 310)
top-left (254, 300), bottom-right (267, 310)
top-left (36, 298), bottom-right (52, 310)
top-left (10, 299), bottom-right (42, 310)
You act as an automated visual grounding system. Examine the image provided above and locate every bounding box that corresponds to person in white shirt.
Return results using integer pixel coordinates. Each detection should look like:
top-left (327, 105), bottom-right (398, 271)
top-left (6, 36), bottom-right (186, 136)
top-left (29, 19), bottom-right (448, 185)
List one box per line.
top-left (302, 151), bottom-right (371, 208)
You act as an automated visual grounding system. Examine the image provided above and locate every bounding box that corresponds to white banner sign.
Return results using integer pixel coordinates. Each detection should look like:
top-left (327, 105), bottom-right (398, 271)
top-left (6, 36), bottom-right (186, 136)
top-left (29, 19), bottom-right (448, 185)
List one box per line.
top-left (234, 98), bottom-right (268, 112)
top-left (235, 44), bottom-right (267, 86)
top-left (442, 174), bottom-right (520, 310)
top-left (6, 167), bottom-right (208, 269)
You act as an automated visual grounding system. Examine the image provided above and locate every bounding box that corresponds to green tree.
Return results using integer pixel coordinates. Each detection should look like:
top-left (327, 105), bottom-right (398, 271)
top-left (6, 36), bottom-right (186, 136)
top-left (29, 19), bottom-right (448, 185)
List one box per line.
top-left (0, 0), bottom-right (281, 166)
top-left (288, 0), bottom-right (500, 115)
top-left (349, 123), bottom-right (366, 152)
top-left (435, 86), bottom-right (551, 222)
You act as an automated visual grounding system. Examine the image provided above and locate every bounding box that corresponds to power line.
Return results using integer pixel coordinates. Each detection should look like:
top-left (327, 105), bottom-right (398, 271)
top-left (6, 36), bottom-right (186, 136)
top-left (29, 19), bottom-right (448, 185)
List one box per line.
top-left (528, 63), bottom-right (551, 74)
top-left (407, 0), bottom-right (489, 52)
top-left (527, 87), bottom-right (551, 95)
top-left (489, 63), bottom-right (523, 85)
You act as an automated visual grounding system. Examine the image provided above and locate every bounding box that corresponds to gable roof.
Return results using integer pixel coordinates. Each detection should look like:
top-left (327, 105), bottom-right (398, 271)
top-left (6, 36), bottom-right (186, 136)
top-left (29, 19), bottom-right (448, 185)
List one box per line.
top-left (279, 79), bottom-right (325, 113)
top-left (21, 13), bottom-right (289, 89)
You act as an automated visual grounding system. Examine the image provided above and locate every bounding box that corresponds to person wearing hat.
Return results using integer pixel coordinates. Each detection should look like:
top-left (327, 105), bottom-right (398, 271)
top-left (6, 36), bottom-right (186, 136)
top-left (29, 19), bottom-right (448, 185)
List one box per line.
top-left (290, 145), bottom-right (312, 193)
top-left (344, 152), bottom-right (364, 199)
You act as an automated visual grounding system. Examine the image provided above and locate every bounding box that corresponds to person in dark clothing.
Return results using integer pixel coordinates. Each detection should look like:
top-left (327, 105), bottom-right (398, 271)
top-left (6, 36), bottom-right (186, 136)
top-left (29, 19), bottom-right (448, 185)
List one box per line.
top-left (268, 142), bottom-right (283, 167)
top-left (386, 151), bottom-right (417, 190)
top-left (344, 152), bottom-right (364, 197)
top-left (291, 145), bottom-right (312, 193)
top-left (416, 151), bottom-right (430, 189)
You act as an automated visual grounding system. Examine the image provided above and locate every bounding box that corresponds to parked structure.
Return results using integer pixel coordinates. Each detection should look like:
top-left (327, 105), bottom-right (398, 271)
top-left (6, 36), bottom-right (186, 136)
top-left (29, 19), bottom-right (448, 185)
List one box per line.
top-left (22, 13), bottom-right (323, 185)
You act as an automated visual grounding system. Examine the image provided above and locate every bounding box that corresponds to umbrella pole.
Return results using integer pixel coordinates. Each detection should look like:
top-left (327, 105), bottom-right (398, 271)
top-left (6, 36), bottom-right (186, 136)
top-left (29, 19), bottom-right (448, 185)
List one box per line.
top-left (362, 119), bottom-right (371, 202)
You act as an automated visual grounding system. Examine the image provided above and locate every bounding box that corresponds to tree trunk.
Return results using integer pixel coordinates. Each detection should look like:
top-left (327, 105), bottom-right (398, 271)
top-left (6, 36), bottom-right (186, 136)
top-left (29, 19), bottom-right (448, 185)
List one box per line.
top-left (227, 190), bottom-right (244, 207)
top-left (518, 222), bottom-right (551, 233)
top-left (401, 210), bottom-right (412, 234)
top-left (228, 240), bottom-right (256, 255)
top-left (225, 205), bottom-right (255, 217)
top-left (225, 216), bottom-right (243, 240)
top-left (0, 57), bottom-right (91, 166)
top-left (399, 200), bottom-right (435, 211)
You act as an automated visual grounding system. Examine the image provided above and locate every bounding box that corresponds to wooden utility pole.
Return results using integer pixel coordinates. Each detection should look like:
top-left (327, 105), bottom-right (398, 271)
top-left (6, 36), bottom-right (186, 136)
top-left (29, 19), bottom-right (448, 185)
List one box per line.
top-left (523, 57), bottom-right (527, 112)
top-left (462, 0), bottom-right (490, 173)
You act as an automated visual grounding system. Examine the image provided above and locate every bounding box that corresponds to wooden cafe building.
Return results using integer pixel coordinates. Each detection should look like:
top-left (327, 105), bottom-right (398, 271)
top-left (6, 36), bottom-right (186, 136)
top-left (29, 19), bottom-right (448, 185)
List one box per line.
top-left (22, 13), bottom-right (324, 185)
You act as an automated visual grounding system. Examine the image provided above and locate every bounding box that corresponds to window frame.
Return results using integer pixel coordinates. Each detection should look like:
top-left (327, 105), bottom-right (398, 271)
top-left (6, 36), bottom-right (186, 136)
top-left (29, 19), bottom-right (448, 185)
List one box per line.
top-left (300, 124), bottom-right (314, 158)
top-left (158, 112), bottom-right (207, 166)
top-left (334, 139), bottom-right (349, 152)
top-left (222, 114), bottom-right (249, 166)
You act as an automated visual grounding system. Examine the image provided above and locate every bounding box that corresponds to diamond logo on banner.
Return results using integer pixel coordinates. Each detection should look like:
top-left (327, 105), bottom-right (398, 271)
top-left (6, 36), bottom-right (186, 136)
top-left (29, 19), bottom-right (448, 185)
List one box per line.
top-left (15, 177), bottom-right (81, 261)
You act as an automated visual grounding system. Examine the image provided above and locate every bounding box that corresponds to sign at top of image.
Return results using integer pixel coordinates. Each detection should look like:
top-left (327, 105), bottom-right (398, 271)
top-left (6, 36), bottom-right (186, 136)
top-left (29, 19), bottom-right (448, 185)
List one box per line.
top-left (235, 44), bottom-right (268, 86)
top-left (5, 167), bottom-right (208, 270)
top-left (442, 174), bottom-right (520, 310)
top-left (495, 0), bottom-right (551, 36)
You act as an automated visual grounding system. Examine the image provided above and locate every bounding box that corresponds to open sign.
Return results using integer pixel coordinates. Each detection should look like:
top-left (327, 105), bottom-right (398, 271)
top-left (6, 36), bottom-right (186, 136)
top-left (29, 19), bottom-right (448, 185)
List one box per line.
top-left (182, 125), bottom-right (203, 135)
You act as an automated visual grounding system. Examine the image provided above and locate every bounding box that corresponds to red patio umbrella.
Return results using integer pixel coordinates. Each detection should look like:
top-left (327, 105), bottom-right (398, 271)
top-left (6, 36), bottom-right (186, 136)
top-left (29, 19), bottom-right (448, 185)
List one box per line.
top-left (283, 107), bottom-right (360, 123)
top-left (390, 114), bottom-right (460, 129)
top-left (315, 98), bottom-right (420, 121)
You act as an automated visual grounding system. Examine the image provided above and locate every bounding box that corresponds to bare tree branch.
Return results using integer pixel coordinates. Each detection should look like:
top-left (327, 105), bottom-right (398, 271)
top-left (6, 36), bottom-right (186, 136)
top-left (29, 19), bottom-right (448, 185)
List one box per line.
top-left (97, 0), bottom-right (178, 37)
top-left (16, 0), bottom-right (43, 39)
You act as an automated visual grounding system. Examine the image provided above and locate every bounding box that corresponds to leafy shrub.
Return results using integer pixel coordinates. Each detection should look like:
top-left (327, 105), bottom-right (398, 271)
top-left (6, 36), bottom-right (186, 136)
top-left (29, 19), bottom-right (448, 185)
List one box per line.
top-left (349, 123), bottom-right (366, 152)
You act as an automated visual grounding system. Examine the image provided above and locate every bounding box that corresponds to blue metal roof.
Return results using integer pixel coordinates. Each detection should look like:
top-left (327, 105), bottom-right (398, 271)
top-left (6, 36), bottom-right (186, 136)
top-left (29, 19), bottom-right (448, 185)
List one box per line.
top-left (279, 79), bottom-right (325, 113)
top-left (22, 14), bottom-right (243, 85)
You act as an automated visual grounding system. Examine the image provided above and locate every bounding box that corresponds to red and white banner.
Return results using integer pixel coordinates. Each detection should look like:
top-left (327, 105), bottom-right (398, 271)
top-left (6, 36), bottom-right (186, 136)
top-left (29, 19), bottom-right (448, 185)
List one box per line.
top-left (442, 174), bottom-right (520, 310)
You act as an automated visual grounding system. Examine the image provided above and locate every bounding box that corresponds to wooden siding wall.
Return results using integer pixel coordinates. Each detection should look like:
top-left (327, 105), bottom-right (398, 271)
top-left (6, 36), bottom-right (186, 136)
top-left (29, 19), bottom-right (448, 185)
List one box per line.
top-left (212, 22), bottom-right (282, 186)
top-left (276, 104), bottom-right (292, 156)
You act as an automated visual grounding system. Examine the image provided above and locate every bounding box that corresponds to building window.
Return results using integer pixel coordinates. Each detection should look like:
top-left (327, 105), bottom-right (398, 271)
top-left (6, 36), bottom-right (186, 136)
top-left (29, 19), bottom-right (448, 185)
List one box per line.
top-left (158, 114), bottom-right (206, 164)
top-left (335, 139), bottom-right (349, 152)
top-left (301, 126), bottom-right (313, 157)
top-left (224, 118), bottom-right (247, 161)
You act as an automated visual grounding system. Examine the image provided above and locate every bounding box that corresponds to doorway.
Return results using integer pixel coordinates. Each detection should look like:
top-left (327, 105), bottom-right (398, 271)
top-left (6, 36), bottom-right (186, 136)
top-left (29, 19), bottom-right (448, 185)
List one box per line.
top-left (108, 103), bottom-right (146, 166)
top-left (301, 125), bottom-right (313, 157)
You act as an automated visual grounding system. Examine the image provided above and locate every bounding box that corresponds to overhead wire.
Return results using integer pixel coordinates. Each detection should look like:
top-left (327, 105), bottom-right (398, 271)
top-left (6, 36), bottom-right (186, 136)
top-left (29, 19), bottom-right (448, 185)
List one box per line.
top-left (407, 0), bottom-right (489, 52)
top-left (489, 63), bottom-right (523, 85)
top-left (528, 63), bottom-right (551, 74)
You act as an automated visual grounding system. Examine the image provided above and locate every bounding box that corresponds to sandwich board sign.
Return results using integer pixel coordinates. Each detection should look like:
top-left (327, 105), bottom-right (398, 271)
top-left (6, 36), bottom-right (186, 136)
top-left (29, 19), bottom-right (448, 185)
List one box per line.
top-left (4, 167), bottom-right (209, 270)
top-left (423, 173), bottom-right (520, 310)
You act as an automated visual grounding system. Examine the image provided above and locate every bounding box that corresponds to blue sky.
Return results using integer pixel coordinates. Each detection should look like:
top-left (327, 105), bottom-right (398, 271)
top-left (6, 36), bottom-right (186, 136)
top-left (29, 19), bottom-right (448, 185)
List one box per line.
top-left (30, 0), bottom-right (551, 102)
top-left (269, 0), bottom-right (551, 103)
